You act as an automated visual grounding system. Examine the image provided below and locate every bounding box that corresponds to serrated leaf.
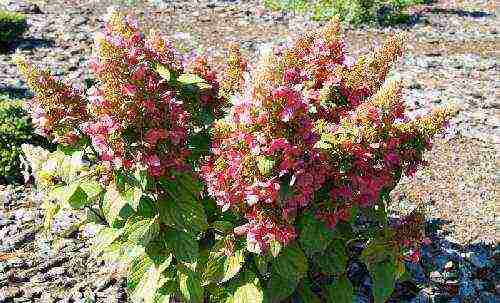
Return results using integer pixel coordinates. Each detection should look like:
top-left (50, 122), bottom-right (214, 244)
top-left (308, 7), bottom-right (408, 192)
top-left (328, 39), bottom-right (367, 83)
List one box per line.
top-left (315, 239), bottom-right (347, 275)
top-left (178, 266), bottom-right (204, 303)
top-left (156, 64), bottom-right (171, 81)
top-left (298, 213), bottom-right (334, 255)
top-left (126, 216), bottom-right (160, 247)
top-left (256, 156), bottom-right (275, 176)
top-left (91, 227), bottom-right (122, 258)
top-left (131, 255), bottom-right (173, 303)
top-left (272, 243), bottom-right (308, 282)
top-left (163, 229), bottom-right (199, 263)
top-left (297, 281), bottom-right (321, 303)
top-left (222, 249), bottom-right (245, 283)
top-left (267, 273), bottom-right (297, 302)
top-left (323, 276), bottom-right (354, 303)
top-left (370, 261), bottom-right (396, 303)
top-left (102, 184), bottom-right (129, 226)
top-left (158, 187), bottom-right (207, 235)
top-left (212, 221), bottom-right (234, 234)
top-left (202, 254), bottom-right (225, 284)
top-left (128, 254), bottom-right (154, 291)
top-left (124, 185), bottom-right (142, 211)
top-left (80, 180), bottom-right (102, 199)
top-left (233, 282), bottom-right (263, 303)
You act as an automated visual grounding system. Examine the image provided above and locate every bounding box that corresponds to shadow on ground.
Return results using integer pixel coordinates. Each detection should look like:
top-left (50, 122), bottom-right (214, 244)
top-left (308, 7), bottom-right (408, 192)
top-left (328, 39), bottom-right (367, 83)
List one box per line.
top-left (0, 85), bottom-right (32, 100)
top-left (0, 37), bottom-right (55, 54)
top-left (387, 219), bottom-right (498, 302)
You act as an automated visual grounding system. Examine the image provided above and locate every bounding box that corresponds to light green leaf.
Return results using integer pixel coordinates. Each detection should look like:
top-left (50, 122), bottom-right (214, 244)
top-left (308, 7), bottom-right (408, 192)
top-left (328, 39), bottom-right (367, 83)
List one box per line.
top-left (102, 184), bottom-right (128, 226)
top-left (324, 276), bottom-right (354, 303)
top-left (202, 254), bottom-right (225, 285)
top-left (124, 185), bottom-right (142, 211)
top-left (41, 200), bottom-right (59, 231)
top-left (233, 282), bottom-right (263, 303)
top-left (156, 64), bottom-right (171, 81)
top-left (91, 227), bottom-right (122, 258)
top-left (178, 266), bottom-right (204, 303)
top-left (177, 73), bottom-right (207, 85)
top-left (126, 216), bottom-right (160, 247)
top-left (222, 249), bottom-right (245, 283)
top-left (163, 229), bottom-right (199, 263)
top-left (80, 180), bottom-right (102, 199)
top-left (131, 255), bottom-right (173, 303)
top-left (127, 254), bottom-right (154, 291)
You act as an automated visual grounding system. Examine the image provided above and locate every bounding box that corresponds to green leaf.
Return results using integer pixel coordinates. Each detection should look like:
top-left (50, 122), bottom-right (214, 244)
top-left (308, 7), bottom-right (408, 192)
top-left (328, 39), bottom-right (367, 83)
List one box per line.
top-left (296, 281), bottom-right (321, 303)
top-left (370, 261), bottom-right (396, 303)
top-left (126, 216), bottom-right (160, 247)
top-left (51, 183), bottom-right (89, 209)
top-left (267, 273), bottom-right (297, 302)
top-left (315, 239), bottom-right (347, 275)
top-left (156, 64), bottom-right (171, 81)
top-left (91, 226), bottom-right (122, 258)
top-left (361, 240), bottom-right (396, 269)
top-left (80, 180), bottom-right (102, 199)
top-left (222, 249), bottom-right (245, 282)
top-left (212, 221), bottom-right (234, 234)
top-left (102, 184), bottom-right (129, 226)
top-left (41, 200), bottom-right (59, 231)
top-left (272, 243), bottom-right (308, 282)
top-left (163, 229), bottom-right (199, 263)
top-left (177, 73), bottom-right (207, 85)
top-left (124, 185), bottom-right (142, 211)
top-left (157, 181), bottom-right (207, 235)
top-left (298, 212), bottom-right (334, 255)
top-left (256, 156), bottom-right (275, 176)
top-left (128, 254), bottom-right (154, 291)
top-left (233, 282), bottom-right (263, 303)
top-left (202, 253), bottom-right (225, 284)
top-left (323, 276), bottom-right (354, 303)
top-left (178, 266), bottom-right (204, 303)
top-left (134, 168), bottom-right (149, 190)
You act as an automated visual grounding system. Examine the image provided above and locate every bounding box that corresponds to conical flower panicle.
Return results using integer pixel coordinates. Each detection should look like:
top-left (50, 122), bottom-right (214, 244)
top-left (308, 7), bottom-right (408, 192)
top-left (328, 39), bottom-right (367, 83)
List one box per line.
top-left (202, 21), bottom-right (452, 253)
top-left (14, 55), bottom-right (87, 144)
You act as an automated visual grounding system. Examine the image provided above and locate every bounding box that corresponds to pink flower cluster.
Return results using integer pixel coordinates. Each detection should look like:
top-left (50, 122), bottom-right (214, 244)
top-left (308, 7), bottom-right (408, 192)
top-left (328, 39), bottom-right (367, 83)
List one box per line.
top-left (79, 9), bottom-right (194, 177)
top-left (202, 19), bottom-right (451, 253)
top-left (17, 8), bottom-right (220, 179)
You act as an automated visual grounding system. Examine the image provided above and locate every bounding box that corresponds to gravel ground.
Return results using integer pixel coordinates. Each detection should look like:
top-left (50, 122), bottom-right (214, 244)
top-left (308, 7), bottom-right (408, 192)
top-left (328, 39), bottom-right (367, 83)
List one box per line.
top-left (0, 0), bottom-right (498, 302)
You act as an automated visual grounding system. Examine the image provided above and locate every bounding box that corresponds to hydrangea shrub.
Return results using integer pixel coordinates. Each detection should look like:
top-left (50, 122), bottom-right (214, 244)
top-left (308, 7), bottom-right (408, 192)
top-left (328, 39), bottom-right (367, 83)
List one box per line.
top-left (17, 8), bottom-right (452, 303)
